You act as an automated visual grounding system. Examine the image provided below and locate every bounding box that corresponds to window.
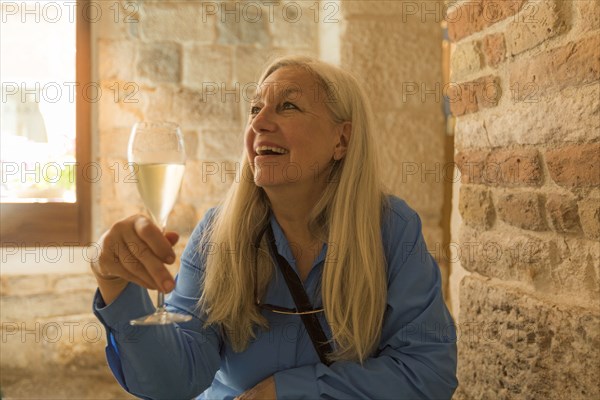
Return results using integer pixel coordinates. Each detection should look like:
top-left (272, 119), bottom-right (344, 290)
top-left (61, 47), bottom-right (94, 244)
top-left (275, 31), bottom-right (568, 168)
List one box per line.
top-left (1, 0), bottom-right (91, 246)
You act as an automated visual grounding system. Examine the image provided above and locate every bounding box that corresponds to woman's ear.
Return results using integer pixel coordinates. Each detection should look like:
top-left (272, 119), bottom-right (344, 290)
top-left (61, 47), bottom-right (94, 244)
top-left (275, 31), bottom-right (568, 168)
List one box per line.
top-left (333, 122), bottom-right (352, 161)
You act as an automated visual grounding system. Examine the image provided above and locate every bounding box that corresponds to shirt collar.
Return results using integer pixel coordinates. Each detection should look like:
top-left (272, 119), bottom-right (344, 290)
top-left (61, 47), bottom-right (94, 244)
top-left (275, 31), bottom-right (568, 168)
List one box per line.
top-left (268, 214), bottom-right (328, 269)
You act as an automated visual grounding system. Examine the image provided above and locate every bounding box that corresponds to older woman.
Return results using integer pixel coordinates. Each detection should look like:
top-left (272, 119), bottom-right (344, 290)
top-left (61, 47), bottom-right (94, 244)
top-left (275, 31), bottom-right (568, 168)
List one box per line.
top-left (92, 56), bottom-right (458, 399)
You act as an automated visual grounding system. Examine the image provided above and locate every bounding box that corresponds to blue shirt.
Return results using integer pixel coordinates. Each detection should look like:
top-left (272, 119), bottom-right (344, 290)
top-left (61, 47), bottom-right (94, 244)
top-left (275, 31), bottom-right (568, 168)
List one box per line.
top-left (93, 196), bottom-right (458, 399)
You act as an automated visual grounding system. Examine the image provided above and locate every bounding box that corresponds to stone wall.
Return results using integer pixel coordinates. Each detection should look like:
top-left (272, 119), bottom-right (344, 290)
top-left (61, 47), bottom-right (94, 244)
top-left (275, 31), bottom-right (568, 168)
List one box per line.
top-left (339, 0), bottom-right (452, 298)
top-left (449, 0), bottom-right (600, 398)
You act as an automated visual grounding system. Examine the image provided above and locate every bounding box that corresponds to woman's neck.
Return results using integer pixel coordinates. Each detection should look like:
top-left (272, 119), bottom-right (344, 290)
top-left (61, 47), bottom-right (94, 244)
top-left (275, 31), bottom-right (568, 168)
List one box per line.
top-left (264, 185), bottom-right (320, 243)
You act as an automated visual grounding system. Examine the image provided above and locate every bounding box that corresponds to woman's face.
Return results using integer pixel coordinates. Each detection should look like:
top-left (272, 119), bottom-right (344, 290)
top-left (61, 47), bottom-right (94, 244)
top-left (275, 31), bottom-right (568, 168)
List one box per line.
top-left (244, 66), bottom-right (348, 191)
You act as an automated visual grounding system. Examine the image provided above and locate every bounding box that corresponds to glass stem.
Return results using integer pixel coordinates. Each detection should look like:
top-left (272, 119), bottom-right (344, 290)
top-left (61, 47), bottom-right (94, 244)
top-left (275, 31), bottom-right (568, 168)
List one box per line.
top-left (156, 291), bottom-right (166, 311)
top-left (156, 225), bottom-right (167, 312)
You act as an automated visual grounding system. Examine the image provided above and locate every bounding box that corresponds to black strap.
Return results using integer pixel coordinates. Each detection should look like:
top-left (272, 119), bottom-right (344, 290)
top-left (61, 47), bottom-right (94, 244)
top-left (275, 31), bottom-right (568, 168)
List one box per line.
top-left (265, 225), bottom-right (333, 366)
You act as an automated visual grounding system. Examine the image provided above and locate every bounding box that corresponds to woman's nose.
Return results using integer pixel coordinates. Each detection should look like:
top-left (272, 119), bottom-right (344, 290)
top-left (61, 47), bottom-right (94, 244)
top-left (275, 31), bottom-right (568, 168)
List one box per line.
top-left (251, 107), bottom-right (277, 134)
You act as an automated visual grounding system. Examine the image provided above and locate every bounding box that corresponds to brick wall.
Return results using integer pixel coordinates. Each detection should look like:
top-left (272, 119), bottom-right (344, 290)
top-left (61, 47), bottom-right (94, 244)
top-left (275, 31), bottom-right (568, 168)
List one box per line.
top-left (449, 0), bottom-right (600, 397)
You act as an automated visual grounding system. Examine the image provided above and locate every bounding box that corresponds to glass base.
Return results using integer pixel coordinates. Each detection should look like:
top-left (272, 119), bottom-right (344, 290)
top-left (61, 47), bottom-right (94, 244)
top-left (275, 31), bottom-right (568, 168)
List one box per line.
top-left (130, 309), bottom-right (192, 326)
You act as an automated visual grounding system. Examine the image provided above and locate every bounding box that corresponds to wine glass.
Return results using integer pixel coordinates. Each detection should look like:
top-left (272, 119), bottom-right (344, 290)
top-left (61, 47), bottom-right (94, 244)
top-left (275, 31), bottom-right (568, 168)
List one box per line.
top-left (127, 121), bottom-right (192, 325)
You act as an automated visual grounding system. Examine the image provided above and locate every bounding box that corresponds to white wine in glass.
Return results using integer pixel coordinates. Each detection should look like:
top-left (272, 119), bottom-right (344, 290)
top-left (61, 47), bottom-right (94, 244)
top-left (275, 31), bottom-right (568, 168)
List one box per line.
top-left (135, 163), bottom-right (186, 229)
top-left (128, 121), bottom-right (192, 325)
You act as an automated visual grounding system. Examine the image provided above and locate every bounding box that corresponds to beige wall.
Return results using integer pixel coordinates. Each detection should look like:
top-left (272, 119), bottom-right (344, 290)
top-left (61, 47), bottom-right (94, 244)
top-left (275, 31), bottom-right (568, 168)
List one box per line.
top-left (449, 0), bottom-right (600, 398)
top-left (2, 0), bottom-right (453, 396)
top-left (339, 0), bottom-right (452, 300)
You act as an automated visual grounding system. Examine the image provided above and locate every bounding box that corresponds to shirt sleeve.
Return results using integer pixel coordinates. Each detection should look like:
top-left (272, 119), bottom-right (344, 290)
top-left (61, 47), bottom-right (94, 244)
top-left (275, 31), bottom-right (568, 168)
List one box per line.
top-left (273, 208), bottom-right (458, 400)
top-left (92, 209), bottom-right (223, 400)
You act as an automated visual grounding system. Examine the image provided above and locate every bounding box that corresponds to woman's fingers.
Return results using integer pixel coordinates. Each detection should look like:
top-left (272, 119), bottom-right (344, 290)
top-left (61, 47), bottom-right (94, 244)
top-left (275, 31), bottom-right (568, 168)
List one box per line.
top-left (133, 217), bottom-right (177, 263)
top-left (164, 231), bottom-right (180, 247)
top-left (121, 216), bottom-right (176, 292)
top-left (114, 239), bottom-right (160, 290)
top-left (93, 215), bottom-right (179, 293)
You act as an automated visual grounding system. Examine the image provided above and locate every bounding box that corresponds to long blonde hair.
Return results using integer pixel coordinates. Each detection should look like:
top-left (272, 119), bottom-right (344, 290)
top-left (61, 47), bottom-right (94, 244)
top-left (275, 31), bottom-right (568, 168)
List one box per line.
top-left (198, 56), bottom-right (388, 363)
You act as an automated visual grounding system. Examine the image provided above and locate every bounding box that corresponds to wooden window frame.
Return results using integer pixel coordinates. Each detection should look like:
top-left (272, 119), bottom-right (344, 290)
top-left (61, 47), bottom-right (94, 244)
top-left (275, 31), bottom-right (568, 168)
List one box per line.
top-left (1, 1), bottom-right (91, 247)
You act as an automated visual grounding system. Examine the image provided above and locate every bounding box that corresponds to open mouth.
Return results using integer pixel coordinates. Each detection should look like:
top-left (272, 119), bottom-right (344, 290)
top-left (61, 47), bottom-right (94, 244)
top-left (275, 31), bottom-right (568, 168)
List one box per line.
top-left (255, 145), bottom-right (289, 156)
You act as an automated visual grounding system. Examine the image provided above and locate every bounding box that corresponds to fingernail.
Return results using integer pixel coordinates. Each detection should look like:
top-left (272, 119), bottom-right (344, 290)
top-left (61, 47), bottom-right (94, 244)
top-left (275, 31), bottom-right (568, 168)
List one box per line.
top-left (166, 255), bottom-right (175, 264)
top-left (163, 280), bottom-right (174, 292)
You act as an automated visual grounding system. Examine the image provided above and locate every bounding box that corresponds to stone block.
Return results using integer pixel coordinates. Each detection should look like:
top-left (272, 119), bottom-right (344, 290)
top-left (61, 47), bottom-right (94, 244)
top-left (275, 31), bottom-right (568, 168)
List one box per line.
top-left (486, 148), bottom-right (543, 187)
top-left (180, 160), bottom-right (235, 205)
top-left (198, 125), bottom-right (245, 161)
top-left (372, 109), bottom-right (446, 220)
top-left (341, 18), bottom-right (442, 111)
top-left (455, 149), bottom-right (490, 185)
top-left (235, 46), bottom-right (270, 86)
top-left (97, 83), bottom-right (143, 130)
top-left (0, 369), bottom-right (134, 398)
top-left (448, 0), bottom-right (526, 41)
top-left (545, 142), bottom-right (600, 188)
top-left (458, 226), bottom-right (555, 284)
top-left (1, 273), bottom-right (96, 297)
top-left (449, 75), bottom-right (502, 117)
top-left (172, 87), bottom-right (241, 130)
top-left (458, 185), bottom-right (496, 229)
top-left (453, 114), bottom-right (490, 149)
top-left (481, 32), bottom-right (506, 67)
top-left (552, 237), bottom-right (600, 300)
top-left (97, 153), bottom-right (145, 231)
top-left (268, 2), bottom-right (318, 50)
top-left (496, 192), bottom-right (548, 231)
top-left (457, 275), bottom-right (600, 399)
top-left (341, 0), bottom-right (408, 17)
top-left (545, 194), bottom-right (582, 234)
top-left (450, 40), bottom-right (483, 81)
top-left (0, 314), bottom-right (106, 371)
top-left (101, 158), bottom-right (141, 207)
top-left (98, 128), bottom-right (130, 159)
top-left (53, 274), bottom-right (97, 292)
top-left (143, 86), bottom-right (240, 131)
top-left (183, 129), bottom-right (200, 161)
top-left (96, 0), bottom-right (139, 40)
top-left (509, 36), bottom-right (600, 96)
top-left (140, 2), bottom-right (215, 43)
top-left (458, 228), bottom-right (597, 299)
top-left (576, 0), bottom-right (600, 31)
top-left (578, 195), bottom-right (600, 240)
top-left (182, 45), bottom-right (233, 90)
top-left (1, 291), bottom-right (96, 322)
top-left (476, 83), bottom-right (600, 147)
top-left (137, 43), bottom-right (181, 83)
top-left (138, 85), bottom-right (174, 122)
top-left (216, 5), bottom-right (270, 47)
top-left (506, 0), bottom-right (569, 56)
top-left (0, 274), bottom-right (51, 297)
top-left (98, 39), bottom-right (136, 81)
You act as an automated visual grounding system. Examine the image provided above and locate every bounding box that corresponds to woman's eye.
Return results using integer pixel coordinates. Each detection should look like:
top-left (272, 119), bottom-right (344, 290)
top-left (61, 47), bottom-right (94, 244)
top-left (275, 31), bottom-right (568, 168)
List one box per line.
top-left (281, 102), bottom-right (298, 111)
top-left (249, 106), bottom-right (261, 115)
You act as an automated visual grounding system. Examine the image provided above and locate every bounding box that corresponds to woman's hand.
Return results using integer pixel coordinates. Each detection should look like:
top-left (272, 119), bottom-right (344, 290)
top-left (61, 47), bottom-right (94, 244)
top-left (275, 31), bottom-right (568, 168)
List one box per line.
top-left (91, 215), bottom-right (179, 304)
top-left (235, 376), bottom-right (277, 400)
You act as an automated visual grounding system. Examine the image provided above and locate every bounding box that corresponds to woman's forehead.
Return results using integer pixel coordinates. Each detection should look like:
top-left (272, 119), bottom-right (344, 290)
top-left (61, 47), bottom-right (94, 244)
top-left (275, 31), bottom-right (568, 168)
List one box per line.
top-left (255, 67), bottom-right (318, 101)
